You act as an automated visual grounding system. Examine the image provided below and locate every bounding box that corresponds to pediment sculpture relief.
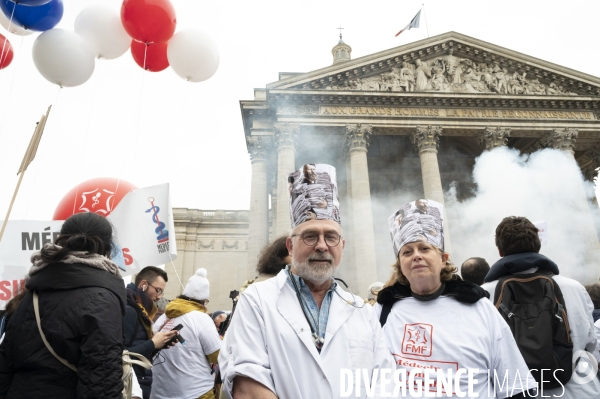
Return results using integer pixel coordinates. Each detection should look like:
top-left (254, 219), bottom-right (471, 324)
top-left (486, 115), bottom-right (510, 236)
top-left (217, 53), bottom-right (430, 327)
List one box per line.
top-left (322, 52), bottom-right (578, 96)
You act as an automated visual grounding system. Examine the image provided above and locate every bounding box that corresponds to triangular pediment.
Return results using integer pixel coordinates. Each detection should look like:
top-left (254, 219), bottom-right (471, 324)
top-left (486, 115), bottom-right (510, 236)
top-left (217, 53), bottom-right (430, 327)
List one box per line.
top-left (267, 32), bottom-right (600, 97)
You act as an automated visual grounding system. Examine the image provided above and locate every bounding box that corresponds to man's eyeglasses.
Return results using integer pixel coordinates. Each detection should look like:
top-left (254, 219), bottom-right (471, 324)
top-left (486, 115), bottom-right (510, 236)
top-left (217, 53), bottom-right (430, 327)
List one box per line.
top-left (148, 282), bottom-right (164, 297)
top-left (292, 232), bottom-right (342, 247)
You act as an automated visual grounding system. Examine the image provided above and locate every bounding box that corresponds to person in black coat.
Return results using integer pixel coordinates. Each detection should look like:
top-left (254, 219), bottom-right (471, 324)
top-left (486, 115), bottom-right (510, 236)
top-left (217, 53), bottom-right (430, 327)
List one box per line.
top-left (123, 267), bottom-right (176, 399)
top-left (0, 212), bottom-right (126, 399)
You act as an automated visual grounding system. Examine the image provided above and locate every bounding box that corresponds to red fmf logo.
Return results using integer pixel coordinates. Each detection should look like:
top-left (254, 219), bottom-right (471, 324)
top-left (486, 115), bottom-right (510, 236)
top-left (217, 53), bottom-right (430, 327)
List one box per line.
top-left (78, 188), bottom-right (115, 215)
top-left (402, 323), bottom-right (433, 357)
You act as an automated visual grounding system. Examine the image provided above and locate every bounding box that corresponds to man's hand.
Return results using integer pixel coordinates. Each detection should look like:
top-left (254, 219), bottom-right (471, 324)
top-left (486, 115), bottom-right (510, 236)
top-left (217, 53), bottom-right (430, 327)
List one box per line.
top-left (151, 330), bottom-right (178, 350)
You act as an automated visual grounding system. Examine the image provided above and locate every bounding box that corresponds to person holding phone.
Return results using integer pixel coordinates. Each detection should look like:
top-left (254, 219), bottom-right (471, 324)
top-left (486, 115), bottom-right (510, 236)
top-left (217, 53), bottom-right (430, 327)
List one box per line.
top-left (151, 268), bottom-right (221, 399)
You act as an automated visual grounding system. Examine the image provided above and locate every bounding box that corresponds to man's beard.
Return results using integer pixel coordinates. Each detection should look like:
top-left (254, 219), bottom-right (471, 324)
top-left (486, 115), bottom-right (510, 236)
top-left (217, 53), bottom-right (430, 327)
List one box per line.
top-left (292, 252), bottom-right (338, 285)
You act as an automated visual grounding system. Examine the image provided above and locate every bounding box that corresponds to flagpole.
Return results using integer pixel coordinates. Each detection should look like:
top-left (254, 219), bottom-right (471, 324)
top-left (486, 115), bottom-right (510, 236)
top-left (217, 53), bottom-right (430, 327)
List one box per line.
top-left (0, 171), bottom-right (25, 242)
top-left (0, 106), bottom-right (51, 242)
top-left (422, 4), bottom-right (430, 38)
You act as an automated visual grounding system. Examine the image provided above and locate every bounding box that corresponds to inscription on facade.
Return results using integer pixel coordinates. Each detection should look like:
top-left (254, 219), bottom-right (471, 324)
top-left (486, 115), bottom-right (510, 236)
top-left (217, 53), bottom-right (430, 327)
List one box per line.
top-left (277, 106), bottom-right (595, 120)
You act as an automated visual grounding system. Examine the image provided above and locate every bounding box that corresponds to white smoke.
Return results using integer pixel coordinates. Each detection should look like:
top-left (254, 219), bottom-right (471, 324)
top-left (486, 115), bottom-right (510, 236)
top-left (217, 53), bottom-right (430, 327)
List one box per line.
top-left (446, 146), bottom-right (600, 284)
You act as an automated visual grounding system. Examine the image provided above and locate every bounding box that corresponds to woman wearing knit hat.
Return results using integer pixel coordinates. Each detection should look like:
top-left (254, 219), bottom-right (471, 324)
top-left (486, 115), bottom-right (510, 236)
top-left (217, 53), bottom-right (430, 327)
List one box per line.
top-left (151, 268), bottom-right (222, 399)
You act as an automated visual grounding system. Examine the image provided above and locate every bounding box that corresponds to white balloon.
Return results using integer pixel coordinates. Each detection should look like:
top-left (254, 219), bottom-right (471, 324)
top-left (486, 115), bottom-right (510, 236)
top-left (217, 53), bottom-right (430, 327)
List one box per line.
top-left (0, 9), bottom-right (33, 36)
top-left (167, 28), bottom-right (220, 83)
top-left (32, 29), bottom-right (95, 87)
top-left (74, 4), bottom-right (130, 60)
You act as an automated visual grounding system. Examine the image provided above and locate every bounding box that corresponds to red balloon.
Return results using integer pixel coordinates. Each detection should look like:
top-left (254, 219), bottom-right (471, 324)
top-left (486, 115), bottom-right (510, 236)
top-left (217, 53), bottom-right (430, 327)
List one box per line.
top-left (0, 33), bottom-right (14, 69)
top-left (53, 177), bottom-right (137, 220)
top-left (131, 40), bottom-right (169, 72)
top-left (120, 0), bottom-right (176, 44)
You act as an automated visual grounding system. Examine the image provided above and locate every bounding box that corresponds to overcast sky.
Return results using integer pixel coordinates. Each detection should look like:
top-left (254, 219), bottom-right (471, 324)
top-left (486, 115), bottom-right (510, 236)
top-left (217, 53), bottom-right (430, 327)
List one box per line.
top-left (1, 0), bottom-right (599, 221)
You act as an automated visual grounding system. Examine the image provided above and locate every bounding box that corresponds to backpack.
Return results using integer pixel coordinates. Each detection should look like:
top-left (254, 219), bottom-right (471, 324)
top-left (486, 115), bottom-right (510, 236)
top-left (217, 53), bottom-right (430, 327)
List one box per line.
top-left (33, 291), bottom-right (152, 399)
top-left (493, 273), bottom-right (573, 390)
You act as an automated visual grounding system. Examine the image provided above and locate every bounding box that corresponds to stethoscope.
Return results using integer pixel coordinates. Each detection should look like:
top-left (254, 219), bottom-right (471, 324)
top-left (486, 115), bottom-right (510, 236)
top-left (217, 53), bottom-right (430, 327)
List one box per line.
top-left (285, 265), bottom-right (365, 351)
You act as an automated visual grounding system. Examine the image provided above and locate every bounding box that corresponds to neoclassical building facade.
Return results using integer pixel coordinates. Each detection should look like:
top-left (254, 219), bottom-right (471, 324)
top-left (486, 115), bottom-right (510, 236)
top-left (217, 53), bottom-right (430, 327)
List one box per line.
top-left (169, 32), bottom-right (600, 306)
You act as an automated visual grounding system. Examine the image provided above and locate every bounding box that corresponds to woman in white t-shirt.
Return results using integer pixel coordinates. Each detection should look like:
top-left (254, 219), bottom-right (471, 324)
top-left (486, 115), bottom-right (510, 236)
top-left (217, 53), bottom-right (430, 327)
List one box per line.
top-left (375, 200), bottom-right (536, 398)
top-left (151, 269), bottom-right (222, 399)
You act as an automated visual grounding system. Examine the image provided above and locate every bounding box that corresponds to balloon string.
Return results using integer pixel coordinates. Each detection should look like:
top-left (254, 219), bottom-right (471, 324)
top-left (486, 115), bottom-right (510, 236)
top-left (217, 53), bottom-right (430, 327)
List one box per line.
top-left (0, 6), bottom-right (16, 66)
top-left (112, 48), bottom-right (148, 211)
top-left (71, 61), bottom-right (103, 216)
top-left (168, 253), bottom-right (185, 289)
top-left (129, 44), bottom-right (148, 184)
top-left (167, 81), bottom-right (190, 182)
top-left (24, 86), bottom-right (62, 219)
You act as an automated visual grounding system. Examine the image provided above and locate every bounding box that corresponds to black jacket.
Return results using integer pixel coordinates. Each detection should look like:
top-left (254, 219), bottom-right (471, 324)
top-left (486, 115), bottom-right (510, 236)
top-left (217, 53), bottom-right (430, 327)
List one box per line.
top-left (0, 263), bottom-right (126, 399)
top-left (123, 305), bottom-right (156, 399)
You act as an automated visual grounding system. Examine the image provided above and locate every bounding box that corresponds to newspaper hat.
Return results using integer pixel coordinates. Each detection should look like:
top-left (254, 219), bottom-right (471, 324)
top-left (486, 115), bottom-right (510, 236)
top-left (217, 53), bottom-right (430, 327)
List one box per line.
top-left (288, 163), bottom-right (340, 228)
top-left (388, 199), bottom-right (444, 257)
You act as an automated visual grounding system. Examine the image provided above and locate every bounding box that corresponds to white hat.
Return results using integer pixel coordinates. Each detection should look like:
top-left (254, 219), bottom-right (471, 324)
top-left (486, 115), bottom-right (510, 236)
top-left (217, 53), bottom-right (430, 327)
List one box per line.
top-left (288, 163), bottom-right (340, 227)
top-left (388, 199), bottom-right (445, 257)
top-left (183, 268), bottom-right (209, 300)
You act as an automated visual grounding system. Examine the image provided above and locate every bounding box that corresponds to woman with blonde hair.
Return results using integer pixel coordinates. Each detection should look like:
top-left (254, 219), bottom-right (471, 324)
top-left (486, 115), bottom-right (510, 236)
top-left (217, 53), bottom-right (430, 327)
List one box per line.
top-left (375, 200), bottom-right (535, 398)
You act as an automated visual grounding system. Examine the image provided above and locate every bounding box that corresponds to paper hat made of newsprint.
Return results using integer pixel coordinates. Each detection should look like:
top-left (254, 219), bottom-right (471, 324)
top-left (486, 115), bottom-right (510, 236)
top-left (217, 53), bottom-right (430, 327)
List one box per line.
top-left (388, 199), bottom-right (444, 257)
top-left (288, 163), bottom-right (340, 228)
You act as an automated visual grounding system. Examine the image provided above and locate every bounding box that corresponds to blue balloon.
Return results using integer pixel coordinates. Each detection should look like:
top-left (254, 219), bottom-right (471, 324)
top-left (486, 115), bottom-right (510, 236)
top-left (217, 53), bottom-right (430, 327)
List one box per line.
top-left (10, 1), bottom-right (52, 6)
top-left (0, 0), bottom-right (62, 32)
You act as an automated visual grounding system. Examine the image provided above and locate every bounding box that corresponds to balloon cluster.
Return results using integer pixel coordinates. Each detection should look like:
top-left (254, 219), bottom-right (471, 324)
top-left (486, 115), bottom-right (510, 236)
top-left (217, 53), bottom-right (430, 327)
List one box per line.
top-left (0, 0), bottom-right (220, 86)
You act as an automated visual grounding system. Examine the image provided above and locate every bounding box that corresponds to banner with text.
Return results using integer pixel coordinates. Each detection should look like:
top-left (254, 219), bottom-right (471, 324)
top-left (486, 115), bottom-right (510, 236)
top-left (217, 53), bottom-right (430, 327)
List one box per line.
top-left (0, 183), bottom-right (177, 307)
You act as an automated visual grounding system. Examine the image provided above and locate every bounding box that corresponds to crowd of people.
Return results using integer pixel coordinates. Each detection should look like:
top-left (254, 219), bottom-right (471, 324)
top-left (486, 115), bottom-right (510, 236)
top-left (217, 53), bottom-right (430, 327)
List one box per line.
top-left (0, 163), bottom-right (599, 398)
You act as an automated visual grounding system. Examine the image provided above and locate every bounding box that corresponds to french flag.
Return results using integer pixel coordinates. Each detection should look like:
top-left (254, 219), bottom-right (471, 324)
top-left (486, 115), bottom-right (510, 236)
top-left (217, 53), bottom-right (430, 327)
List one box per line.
top-left (395, 10), bottom-right (421, 37)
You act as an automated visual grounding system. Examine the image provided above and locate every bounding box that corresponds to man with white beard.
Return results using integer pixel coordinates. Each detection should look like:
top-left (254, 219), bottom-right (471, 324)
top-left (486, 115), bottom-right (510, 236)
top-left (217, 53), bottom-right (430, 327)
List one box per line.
top-left (219, 164), bottom-right (394, 399)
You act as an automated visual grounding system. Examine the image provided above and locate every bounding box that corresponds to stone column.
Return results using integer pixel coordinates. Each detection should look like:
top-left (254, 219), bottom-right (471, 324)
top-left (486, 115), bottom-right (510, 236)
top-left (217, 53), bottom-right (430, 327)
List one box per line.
top-left (479, 127), bottom-right (511, 151)
top-left (582, 148), bottom-right (600, 183)
top-left (273, 123), bottom-right (299, 237)
top-left (345, 124), bottom-right (378, 294)
top-left (246, 136), bottom-right (272, 278)
top-left (411, 125), bottom-right (452, 254)
top-left (582, 148), bottom-right (600, 241)
top-left (538, 128), bottom-right (600, 260)
top-left (344, 155), bottom-right (356, 285)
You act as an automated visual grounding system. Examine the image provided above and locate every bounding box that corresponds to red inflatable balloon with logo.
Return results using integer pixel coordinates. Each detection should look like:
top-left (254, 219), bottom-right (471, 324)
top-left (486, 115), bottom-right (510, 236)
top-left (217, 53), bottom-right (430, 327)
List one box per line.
top-left (52, 177), bottom-right (137, 220)
top-left (131, 40), bottom-right (169, 72)
top-left (120, 0), bottom-right (176, 44)
top-left (0, 33), bottom-right (13, 69)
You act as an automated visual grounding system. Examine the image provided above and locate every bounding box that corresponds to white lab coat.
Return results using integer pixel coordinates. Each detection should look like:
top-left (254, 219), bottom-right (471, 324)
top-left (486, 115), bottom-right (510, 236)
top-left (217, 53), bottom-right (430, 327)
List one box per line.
top-left (219, 269), bottom-right (395, 399)
top-left (483, 275), bottom-right (600, 398)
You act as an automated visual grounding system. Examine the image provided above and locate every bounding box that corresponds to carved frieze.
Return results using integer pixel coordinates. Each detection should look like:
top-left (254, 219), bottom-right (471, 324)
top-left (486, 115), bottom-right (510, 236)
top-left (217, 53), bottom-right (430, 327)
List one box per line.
top-left (479, 127), bottom-right (511, 151)
top-left (273, 123), bottom-right (300, 150)
top-left (411, 126), bottom-right (442, 152)
top-left (306, 50), bottom-right (579, 96)
top-left (246, 136), bottom-right (273, 161)
top-left (222, 240), bottom-right (239, 250)
top-left (345, 124), bottom-right (372, 151)
top-left (537, 128), bottom-right (578, 152)
top-left (198, 240), bottom-right (215, 249)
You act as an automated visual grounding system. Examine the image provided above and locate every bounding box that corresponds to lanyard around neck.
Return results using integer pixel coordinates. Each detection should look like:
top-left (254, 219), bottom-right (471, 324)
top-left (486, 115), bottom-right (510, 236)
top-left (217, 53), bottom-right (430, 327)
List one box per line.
top-left (286, 267), bottom-right (325, 351)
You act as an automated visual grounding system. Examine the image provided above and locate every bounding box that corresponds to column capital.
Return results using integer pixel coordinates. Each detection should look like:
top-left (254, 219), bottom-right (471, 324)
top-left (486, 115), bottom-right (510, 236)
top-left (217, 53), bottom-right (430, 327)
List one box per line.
top-left (345, 124), bottom-right (372, 151)
top-left (479, 127), bottom-right (511, 151)
top-left (537, 128), bottom-right (578, 152)
top-left (246, 136), bottom-right (273, 162)
top-left (273, 123), bottom-right (300, 150)
top-left (411, 125), bottom-right (442, 153)
top-left (582, 147), bottom-right (600, 181)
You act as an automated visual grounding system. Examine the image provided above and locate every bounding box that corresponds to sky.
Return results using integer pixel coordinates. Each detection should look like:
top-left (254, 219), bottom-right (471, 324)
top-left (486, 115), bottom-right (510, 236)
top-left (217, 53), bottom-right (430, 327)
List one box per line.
top-left (1, 0), bottom-right (600, 222)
